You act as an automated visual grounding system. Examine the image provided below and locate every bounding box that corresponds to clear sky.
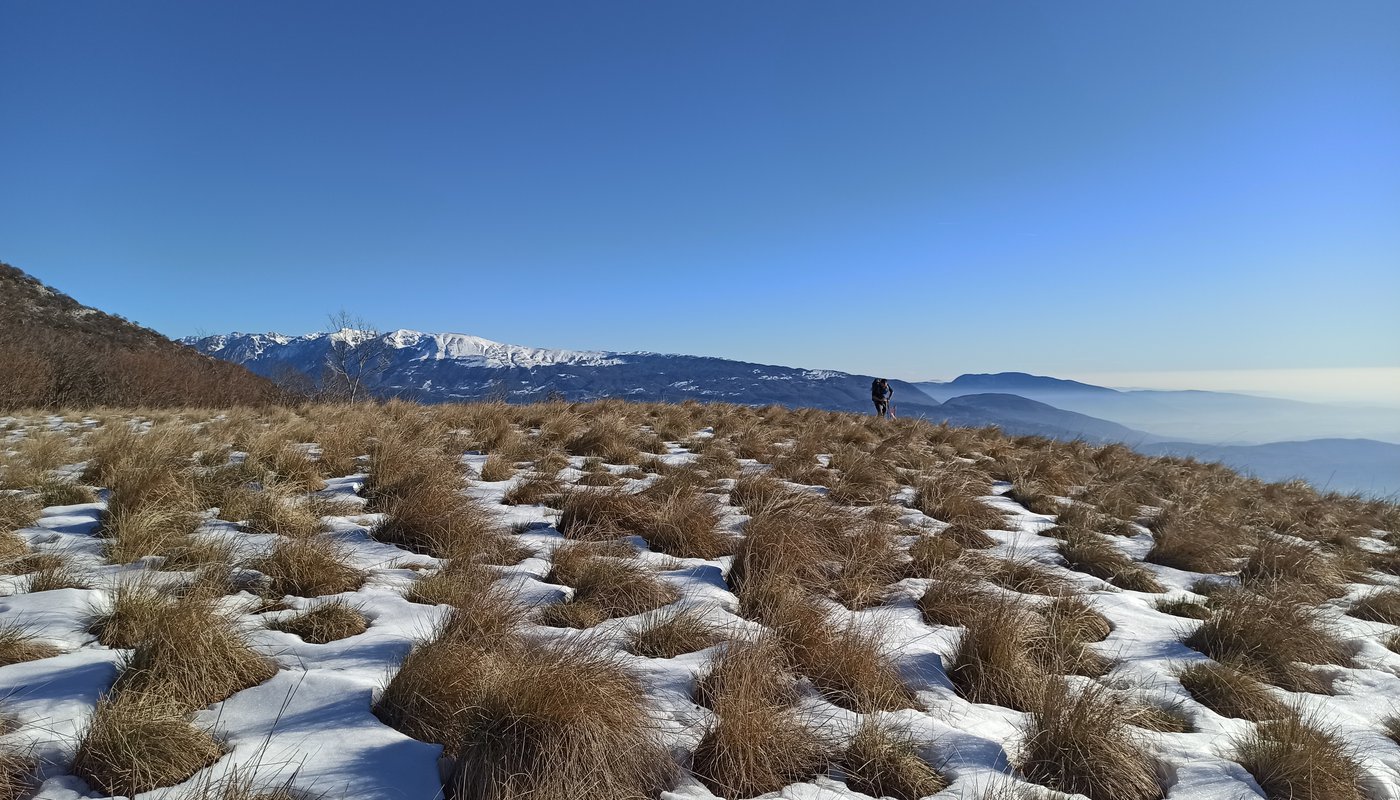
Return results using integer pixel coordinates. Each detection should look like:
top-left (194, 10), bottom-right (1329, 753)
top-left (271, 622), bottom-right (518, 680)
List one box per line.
top-left (2, 1), bottom-right (1397, 402)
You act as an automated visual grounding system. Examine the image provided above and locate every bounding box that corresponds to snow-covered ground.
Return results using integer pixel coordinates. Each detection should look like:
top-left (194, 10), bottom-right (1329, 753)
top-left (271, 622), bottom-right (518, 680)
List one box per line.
top-left (2, 410), bottom-right (1399, 800)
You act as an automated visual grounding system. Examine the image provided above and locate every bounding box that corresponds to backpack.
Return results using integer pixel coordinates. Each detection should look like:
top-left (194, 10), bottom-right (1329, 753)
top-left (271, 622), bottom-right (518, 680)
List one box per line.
top-left (872, 378), bottom-right (887, 397)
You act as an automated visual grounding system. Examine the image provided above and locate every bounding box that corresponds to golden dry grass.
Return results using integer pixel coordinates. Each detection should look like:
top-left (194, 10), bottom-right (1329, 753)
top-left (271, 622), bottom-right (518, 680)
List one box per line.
top-left (72, 691), bottom-right (223, 797)
top-left (839, 721), bottom-right (947, 800)
top-left (1231, 711), bottom-right (1366, 800)
top-left (627, 605), bottom-right (727, 658)
top-left (0, 621), bottom-right (62, 666)
top-left (1183, 588), bottom-right (1351, 693)
top-left (250, 536), bottom-right (366, 598)
top-left (267, 599), bottom-right (369, 643)
top-left (1177, 662), bottom-right (1289, 722)
top-left (1019, 682), bottom-right (1163, 800)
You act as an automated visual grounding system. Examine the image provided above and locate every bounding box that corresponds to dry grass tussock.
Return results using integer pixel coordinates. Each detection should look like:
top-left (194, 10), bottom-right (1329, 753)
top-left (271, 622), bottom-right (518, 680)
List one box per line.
top-left (251, 536), bottom-right (366, 598)
top-left (445, 636), bottom-right (676, 800)
top-left (501, 473), bottom-right (563, 506)
top-left (1019, 682), bottom-right (1163, 800)
top-left (243, 436), bottom-right (326, 492)
top-left (911, 466), bottom-right (1007, 530)
top-left (1183, 587), bottom-right (1351, 693)
top-left (1154, 597), bottom-right (1212, 620)
top-left (627, 604), bottom-right (727, 658)
top-left (373, 465), bottom-right (508, 561)
top-left (114, 595), bottom-right (277, 710)
top-left (918, 567), bottom-right (997, 628)
top-left (1176, 662), bottom-right (1288, 722)
top-left (825, 445), bottom-right (897, 506)
top-left (1347, 588), bottom-right (1400, 624)
top-left (1237, 534), bottom-right (1346, 603)
top-left (760, 588), bottom-right (920, 712)
top-left (538, 544), bottom-right (680, 629)
top-left (906, 533), bottom-right (964, 576)
top-left (72, 691), bottom-right (222, 797)
top-left (0, 493), bottom-right (40, 534)
top-left (26, 555), bottom-right (90, 592)
top-left (558, 482), bottom-right (732, 559)
top-left (1057, 527), bottom-right (1164, 592)
top-left (969, 553), bottom-right (1074, 597)
top-left (1231, 711), bottom-right (1367, 800)
top-left (1144, 504), bottom-right (1247, 574)
top-left (477, 453), bottom-right (515, 482)
top-left (219, 483), bottom-right (325, 538)
top-left (838, 721), bottom-right (947, 800)
top-left (0, 621), bottom-right (62, 666)
top-left (267, 598), bottom-right (369, 643)
top-left (0, 742), bottom-right (34, 800)
top-left (691, 637), bottom-right (829, 798)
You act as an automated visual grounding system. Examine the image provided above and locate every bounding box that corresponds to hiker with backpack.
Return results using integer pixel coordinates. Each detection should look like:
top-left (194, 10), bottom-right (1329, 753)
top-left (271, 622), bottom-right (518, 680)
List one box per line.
top-left (871, 378), bottom-right (893, 418)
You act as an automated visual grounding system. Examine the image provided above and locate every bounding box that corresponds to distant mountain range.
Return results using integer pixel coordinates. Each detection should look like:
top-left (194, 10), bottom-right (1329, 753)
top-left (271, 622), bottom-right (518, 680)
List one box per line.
top-left (917, 372), bottom-right (1400, 446)
top-left (184, 330), bottom-right (1160, 444)
top-left (185, 330), bottom-right (1400, 497)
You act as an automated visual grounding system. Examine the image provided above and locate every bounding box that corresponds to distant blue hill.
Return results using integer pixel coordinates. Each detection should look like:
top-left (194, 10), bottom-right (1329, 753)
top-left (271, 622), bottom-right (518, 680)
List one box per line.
top-left (1139, 438), bottom-right (1400, 498)
top-left (915, 372), bottom-right (1400, 445)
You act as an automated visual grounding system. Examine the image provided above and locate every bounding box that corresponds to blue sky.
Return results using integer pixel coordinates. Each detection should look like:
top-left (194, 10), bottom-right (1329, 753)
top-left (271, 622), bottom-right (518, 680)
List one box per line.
top-left (2, 1), bottom-right (1397, 399)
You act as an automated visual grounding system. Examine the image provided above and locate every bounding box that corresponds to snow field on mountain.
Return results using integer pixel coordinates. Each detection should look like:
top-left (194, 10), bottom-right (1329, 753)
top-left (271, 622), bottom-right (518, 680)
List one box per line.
top-left (1, 402), bottom-right (1399, 800)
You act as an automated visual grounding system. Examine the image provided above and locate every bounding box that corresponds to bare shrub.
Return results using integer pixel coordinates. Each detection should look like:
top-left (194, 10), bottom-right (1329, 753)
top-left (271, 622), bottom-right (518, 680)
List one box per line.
top-left (627, 605), bottom-right (727, 658)
top-left (1019, 682), bottom-right (1163, 800)
top-left (1183, 589), bottom-right (1351, 692)
top-left (839, 721), bottom-right (947, 800)
top-left (0, 621), bottom-right (62, 666)
top-left (445, 637), bottom-right (677, 800)
top-left (1177, 662), bottom-right (1288, 722)
top-left (1058, 528), bottom-right (1163, 592)
top-left (72, 691), bottom-right (222, 796)
top-left (1231, 711), bottom-right (1366, 800)
top-left (267, 599), bottom-right (368, 643)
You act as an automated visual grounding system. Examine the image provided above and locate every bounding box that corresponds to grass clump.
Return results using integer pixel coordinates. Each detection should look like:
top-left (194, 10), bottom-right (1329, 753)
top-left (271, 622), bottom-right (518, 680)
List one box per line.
top-left (0, 621), bottom-right (62, 666)
top-left (1154, 597), bottom-right (1212, 620)
top-left (72, 692), bottom-right (223, 797)
top-left (267, 599), bottom-right (369, 643)
top-left (250, 536), bottom-right (366, 598)
top-left (220, 484), bottom-right (324, 538)
top-left (1231, 712), bottom-right (1366, 800)
top-left (838, 721), bottom-right (947, 800)
top-left (1183, 588), bottom-right (1351, 692)
top-left (477, 454), bottom-right (515, 482)
top-left (1058, 528), bottom-right (1164, 592)
top-left (501, 473), bottom-right (563, 506)
top-left (26, 557), bottom-right (90, 592)
top-left (1347, 588), bottom-right (1400, 624)
top-left (115, 597), bottom-right (277, 710)
top-left (1177, 662), bottom-right (1288, 722)
top-left (0, 494), bottom-right (40, 534)
top-left (627, 605), bottom-right (727, 658)
top-left (538, 545), bottom-right (680, 629)
top-left (446, 637), bottom-right (676, 800)
top-left (691, 638), bottom-right (829, 798)
top-left (1019, 682), bottom-right (1163, 800)
top-left (1238, 535), bottom-right (1346, 603)
top-left (912, 469), bottom-right (1006, 530)
top-left (88, 580), bottom-right (177, 648)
